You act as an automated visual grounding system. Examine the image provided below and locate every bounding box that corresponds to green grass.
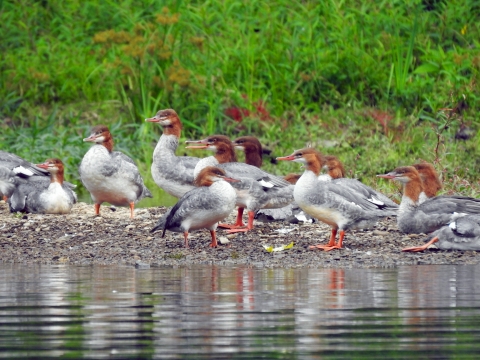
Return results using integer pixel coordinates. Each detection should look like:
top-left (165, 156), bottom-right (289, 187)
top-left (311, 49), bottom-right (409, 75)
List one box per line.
top-left (0, 0), bottom-right (479, 205)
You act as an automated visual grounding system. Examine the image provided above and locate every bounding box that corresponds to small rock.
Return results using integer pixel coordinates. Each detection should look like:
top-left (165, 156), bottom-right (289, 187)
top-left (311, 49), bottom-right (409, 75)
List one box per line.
top-left (218, 237), bottom-right (230, 245)
top-left (226, 234), bottom-right (237, 239)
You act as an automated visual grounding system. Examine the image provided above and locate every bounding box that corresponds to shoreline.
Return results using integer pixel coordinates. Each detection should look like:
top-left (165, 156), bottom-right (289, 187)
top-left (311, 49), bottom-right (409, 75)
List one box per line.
top-left (1, 201), bottom-right (479, 268)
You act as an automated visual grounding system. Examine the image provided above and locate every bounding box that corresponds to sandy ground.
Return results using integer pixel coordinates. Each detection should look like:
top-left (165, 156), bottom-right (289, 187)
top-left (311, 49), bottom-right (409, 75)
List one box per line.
top-left (0, 201), bottom-right (479, 268)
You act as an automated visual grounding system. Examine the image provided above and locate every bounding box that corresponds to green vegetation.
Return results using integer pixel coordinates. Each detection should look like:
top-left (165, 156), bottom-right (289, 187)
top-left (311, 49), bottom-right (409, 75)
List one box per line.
top-left (1, 0), bottom-right (479, 205)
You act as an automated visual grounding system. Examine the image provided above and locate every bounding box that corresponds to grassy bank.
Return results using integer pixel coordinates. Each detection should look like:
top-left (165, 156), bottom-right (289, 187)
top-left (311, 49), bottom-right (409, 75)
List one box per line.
top-left (1, 0), bottom-right (479, 204)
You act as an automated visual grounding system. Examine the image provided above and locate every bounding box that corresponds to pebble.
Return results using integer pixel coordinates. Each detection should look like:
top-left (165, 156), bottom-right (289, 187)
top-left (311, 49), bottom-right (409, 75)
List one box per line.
top-left (0, 202), bottom-right (479, 268)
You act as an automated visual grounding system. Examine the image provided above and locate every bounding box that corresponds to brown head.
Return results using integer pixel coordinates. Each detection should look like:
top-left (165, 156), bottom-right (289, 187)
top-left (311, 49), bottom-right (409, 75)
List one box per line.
top-left (145, 109), bottom-right (182, 137)
top-left (412, 162), bottom-right (442, 198)
top-left (277, 148), bottom-right (323, 176)
top-left (194, 166), bottom-right (239, 187)
top-left (83, 125), bottom-right (114, 152)
top-left (377, 166), bottom-right (424, 202)
top-left (323, 155), bottom-right (345, 179)
top-left (36, 158), bottom-right (65, 184)
top-left (232, 136), bottom-right (263, 168)
top-left (185, 135), bottom-right (237, 163)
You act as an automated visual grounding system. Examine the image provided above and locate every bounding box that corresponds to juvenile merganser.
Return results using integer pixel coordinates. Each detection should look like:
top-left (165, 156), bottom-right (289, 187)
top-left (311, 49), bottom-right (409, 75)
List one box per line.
top-left (186, 135), bottom-right (293, 232)
top-left (79, 125), bottom-right (152, 219)
top-left (377, 166), bottom-right (480, 234)
top-left (8, 158), bottom-right (77, 214)
top-left (403, 215), bottom-right (480, 252)
top-left (145, 109), bottom-right (200, 198)
top-left (151, 166), bottom-right (238, 248)
top-left (0, 150), bottom-right (76, 200)
top-left (257, 153), bottom-right (398, 223)
top-left (412, 162), bottom-right (442, 199)
top-left (232, 136), bottom-right (263, 168)
top-left (278, 148), bottom-right (397, 251)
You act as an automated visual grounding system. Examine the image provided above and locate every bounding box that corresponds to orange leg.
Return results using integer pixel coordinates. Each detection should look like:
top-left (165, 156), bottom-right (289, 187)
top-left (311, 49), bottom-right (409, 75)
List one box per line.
top-left (309, 229), bottom-right (337, 250)
top-left (402, 237), bottom-right (439, 252)
top-left (323, 230), bottom-right (345, 251)
top-left (94, 203), bottom-right (100, 216)
top-left (183, 231), bottom-right (190, 248)
top-left (209, 230), bottom-right (218, 248)
top-left (2, 196), bottom-right (7, 202)
top-left (129, 202), bottom-right (135, 219)
top-left (226, 211), bottom-right (255, 233)
top-left (218, 208), bottom-right (245, 229)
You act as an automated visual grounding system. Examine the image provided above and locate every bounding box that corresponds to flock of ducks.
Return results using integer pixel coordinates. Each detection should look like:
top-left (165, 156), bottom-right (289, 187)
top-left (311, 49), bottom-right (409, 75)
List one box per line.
top-left (1, 108), bottom-right (480, 253)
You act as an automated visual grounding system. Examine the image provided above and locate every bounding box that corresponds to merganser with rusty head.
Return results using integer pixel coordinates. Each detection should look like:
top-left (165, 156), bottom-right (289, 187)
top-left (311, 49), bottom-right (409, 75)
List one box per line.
top-left (277, 148), bottom-right (397, 251)
top-left (8, 158), bottom-right (77, 214)
top-left (257, 153), bottom-right (398, 223)
top-left (151, 166), bottom-right (238, 248)
top-left (232, 136), bottom-right (264, 168)
top-left (186, 135), bottom-right (293, 233)
top-left (79, 125), bottom-right (152, 219)
top-left (0, 150), bottom-right (76, 200)
top-left (403, 215), bottom-right (480, 252)
top-left (412, 162), bottom-right (442, 200)
top-left (378, 166), bottom-right (480, 234)
top-left (145, 109), bottom-right (200, 198)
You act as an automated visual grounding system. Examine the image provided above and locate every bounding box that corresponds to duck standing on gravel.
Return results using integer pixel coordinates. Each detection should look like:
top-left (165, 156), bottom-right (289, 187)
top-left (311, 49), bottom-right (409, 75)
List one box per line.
top-left (277, 148), bottom-right (398, 251)
top-left (151, 166), bottom-right (238, 248)
top-left (403, 215), bottom-right (480, 252)
top-left (186, 135), bottom-right (293, 233)
top-left (79, 125), bottom-right (152, 219)
top-left (378, 166), bottom-right (480, 234)
top-left (145, 109), bottom-right (200, 198)
top-left (8, 158), bottom-right (77, 214)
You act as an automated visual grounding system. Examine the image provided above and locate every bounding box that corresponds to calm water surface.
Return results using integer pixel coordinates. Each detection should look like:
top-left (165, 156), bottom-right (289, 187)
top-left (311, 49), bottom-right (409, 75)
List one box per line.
top-left (1, 264), bottom-right (480, 359)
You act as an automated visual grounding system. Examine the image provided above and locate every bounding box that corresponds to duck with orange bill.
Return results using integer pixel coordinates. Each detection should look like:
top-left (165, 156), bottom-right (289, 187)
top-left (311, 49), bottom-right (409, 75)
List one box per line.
top-left (79, 125), bottom-right (152, 219)
top-left (378, 166), bottom-right (480, 234)
top-left (145, 109), bottom-right (200, 198)
top-left (277, 148), bottom-right (397, 251)
top-left (403, 215), bottom-right (480, 252)
top-left (0, 150), bottom-right (76, 200)
top-left (8, 158), bottom-right (77, 214)
top-left (186, 135), bottom-right (293, 233)
top-left (151, 166), bottom-right (238, 248)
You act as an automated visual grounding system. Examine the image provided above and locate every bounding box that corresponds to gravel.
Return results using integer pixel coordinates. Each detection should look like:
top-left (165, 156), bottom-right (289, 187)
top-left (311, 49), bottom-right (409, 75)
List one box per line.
top-left (1, 201), bottom-right (479, 268)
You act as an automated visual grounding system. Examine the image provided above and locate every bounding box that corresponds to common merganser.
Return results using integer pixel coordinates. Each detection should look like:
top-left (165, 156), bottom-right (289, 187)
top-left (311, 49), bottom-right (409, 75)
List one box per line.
top-left (8, 158), bottom-right (77, 214)
top-left (377, 166), bottom-right (480, 234)
top-left (257, 153), bottom-right (398, 223)
top-left (145, 109), bottom-right (200, 198)
top-left (277, 148), bottom-right (397, 251)
top-left (403, 215), bottom-right (480, 252)
top-left (412, 162), bottom-right (442, 199)
top-left (232, 136), bottom-right (263, 168)
top-left (0, 150), bottom-right (76, 200)
top-left (151, 166), bottom-right (238, 248)
top-left (79, 125), bottom-right (152, 219)
top-left (186, 135), bottom-right (293, 233)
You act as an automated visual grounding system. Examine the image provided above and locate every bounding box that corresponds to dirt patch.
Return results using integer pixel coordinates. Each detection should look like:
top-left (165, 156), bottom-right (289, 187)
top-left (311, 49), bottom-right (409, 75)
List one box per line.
top-left (0, 201), bottom-right (478, 268)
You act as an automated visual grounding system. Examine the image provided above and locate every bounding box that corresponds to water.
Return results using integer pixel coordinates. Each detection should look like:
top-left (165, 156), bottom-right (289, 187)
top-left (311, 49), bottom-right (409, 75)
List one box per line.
top-left (1, 264), bottom-right (480, 359)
